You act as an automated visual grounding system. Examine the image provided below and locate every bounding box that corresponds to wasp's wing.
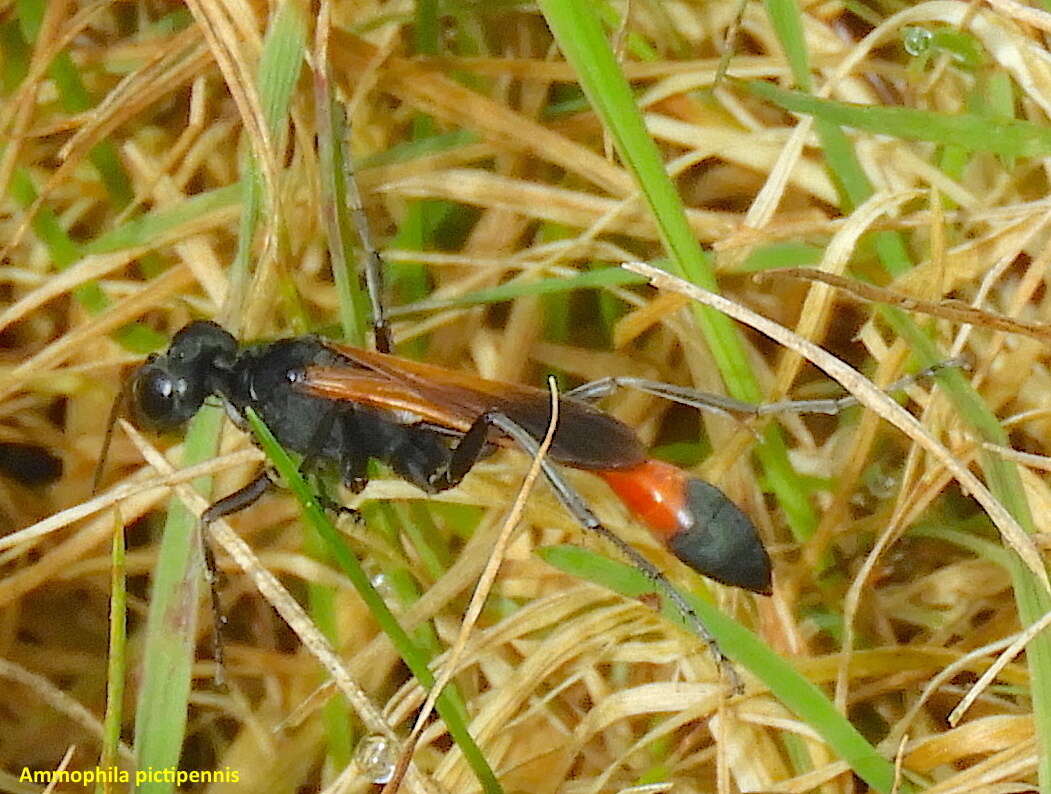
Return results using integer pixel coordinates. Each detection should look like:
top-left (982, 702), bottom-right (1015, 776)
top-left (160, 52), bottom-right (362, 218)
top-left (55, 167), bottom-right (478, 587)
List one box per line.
top-left (298, 342), bottom-right (646, 470)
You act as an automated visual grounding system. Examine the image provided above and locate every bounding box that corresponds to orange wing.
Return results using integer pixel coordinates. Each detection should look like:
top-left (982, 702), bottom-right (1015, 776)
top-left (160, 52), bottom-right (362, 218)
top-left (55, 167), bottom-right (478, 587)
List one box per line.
top-left (298, 341), bottom-right (646, 470)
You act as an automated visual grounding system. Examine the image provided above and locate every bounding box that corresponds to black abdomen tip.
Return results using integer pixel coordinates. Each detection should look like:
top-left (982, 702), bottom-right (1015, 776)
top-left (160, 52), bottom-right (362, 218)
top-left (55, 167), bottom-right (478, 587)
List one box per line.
top-left (668, 478), bottom-right (772, 595)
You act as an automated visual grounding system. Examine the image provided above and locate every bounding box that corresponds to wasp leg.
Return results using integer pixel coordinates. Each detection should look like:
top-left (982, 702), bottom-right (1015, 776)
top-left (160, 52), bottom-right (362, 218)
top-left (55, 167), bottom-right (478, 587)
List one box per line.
top-left (312, 484), bottom-right (361, 521)
top-left (201, 470), bottom-right (275, 525)
top-left (287, 407), bottom-right (362, 518)
top-left (291, 413), bottom-right (365, 524)
top-left (566, 377), bottom-right (755, 420)
top-left (298, 406), bottom-right (339, 476)
top-left (424, 410), bottom-right (496, 492)
top-left (434, 407), bottom-right (743, 692)
top-left (200, 536), bottom-right (228, 687)
top-left (369, 411), bottom-right (494, 494)
top-left (566, 357), bottom-right (966, 419)
top-left (338, 413), bottom-right (370, 495)
top-left (194, 470), bottom-right (274, 687)
top-left (339, 107), bottom-right (393, 355)
top-left (754, 357), bottom-right (968, 415)
top-left (495, 409), bottom-right (742, 691)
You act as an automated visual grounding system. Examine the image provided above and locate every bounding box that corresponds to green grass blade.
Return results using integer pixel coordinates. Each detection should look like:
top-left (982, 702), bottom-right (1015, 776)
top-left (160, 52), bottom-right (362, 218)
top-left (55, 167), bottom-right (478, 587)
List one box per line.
top-left (133, 406), bottom-right (224, 794)
top-left (85, 184), bottom-right (243, 256)
top-left (96, 517), bottom-right (128, 794)
top-left (748, 81), bottom-right (1051, 158)
top-left (540, 545), bottom-right (917, 793)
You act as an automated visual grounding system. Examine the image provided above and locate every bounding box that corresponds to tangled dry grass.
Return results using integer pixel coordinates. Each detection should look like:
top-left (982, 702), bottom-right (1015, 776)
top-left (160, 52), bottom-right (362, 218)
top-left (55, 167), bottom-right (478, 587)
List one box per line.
top-left (1, 1), bottom-right (1050, 792)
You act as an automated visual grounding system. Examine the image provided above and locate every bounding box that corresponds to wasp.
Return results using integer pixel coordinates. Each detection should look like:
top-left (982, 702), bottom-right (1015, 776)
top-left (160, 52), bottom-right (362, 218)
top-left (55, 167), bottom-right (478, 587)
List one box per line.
top-left (126, 320), bottom-right (773, 598)
top-left (114, 303), bottom-right (961, 691)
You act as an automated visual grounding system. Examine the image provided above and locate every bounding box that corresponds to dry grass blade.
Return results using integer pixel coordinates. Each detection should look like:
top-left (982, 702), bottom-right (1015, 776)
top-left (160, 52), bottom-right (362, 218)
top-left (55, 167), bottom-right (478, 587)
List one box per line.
top-left (329, 30), bottom-right (635, 197)
top-left (181, 0), bottom-right (276, 206)
top-left (762, 267), bottom-right (1051, 345)
top-left (1, 265), bottom-right (195, 403)
top-left (0, 448), bottom-right (261, 556)
top-left (949, 607), bottom-right (1051, 726)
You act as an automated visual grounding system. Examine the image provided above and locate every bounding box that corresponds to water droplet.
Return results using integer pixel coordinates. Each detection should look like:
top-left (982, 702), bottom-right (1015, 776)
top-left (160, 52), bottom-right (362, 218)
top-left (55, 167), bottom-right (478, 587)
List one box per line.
top-left (356, 734), bottom-right (396, 784)
top-left (902, 26), bottom-right (933, 56)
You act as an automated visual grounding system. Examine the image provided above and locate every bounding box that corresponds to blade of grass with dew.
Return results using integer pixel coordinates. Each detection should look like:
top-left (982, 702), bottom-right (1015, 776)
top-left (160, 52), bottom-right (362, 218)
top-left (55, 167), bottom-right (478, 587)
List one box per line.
top-left (537, 0), bottom-right (817, 540)
top-left (759, 1), bottom-right (1051, 786)
top-left (539, 545), bottom-right (919, 794)
top-left (243, 407), bottom-right (503, 794)
top-left (361, 501), bottom-right (442, 651)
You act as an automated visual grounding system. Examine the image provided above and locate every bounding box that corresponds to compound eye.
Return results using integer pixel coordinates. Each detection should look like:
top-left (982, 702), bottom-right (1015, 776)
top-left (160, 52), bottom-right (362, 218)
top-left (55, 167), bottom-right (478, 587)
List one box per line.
top-left (131, 366), bottom-right (183, 430)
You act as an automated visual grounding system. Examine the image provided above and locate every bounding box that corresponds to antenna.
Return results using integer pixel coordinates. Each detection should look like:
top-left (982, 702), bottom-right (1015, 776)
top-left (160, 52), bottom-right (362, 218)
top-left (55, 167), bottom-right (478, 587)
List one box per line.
top-left (92, 385), bottom-right (127, 495)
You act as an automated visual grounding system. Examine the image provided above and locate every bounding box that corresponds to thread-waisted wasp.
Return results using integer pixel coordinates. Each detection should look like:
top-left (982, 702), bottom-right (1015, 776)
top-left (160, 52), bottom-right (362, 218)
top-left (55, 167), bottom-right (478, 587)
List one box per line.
top-left (113, 314), bottom-right (774, 686)
top-left (115, 294), bottom-right (961, 688)
top-left (126, 320), bottom-right (772, 595)
top-left (91, 104), bottom-right (779, 687)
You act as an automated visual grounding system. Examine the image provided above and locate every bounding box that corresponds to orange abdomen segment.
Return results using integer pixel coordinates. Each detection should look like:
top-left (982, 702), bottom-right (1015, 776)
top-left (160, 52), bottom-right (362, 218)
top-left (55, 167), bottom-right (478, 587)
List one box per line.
top-left (597, 459), bottom-right (690, 541)
top-left (598, 459), bottom-right (773, 595)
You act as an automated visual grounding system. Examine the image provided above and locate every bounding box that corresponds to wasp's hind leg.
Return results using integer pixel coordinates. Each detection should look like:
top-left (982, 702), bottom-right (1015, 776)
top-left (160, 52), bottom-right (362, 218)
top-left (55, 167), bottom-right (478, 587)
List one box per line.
top-left (200, 534), bottom-right (229, 686)
top-left (567, 357), bottom-right (966, 419)
top-left (472, 408), bottom-right (743, 692)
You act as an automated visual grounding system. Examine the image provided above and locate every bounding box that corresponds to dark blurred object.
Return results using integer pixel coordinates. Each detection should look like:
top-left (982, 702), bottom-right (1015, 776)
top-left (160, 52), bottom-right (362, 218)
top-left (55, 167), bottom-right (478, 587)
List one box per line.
top-left (0, 442), bottom-right (63, 486)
